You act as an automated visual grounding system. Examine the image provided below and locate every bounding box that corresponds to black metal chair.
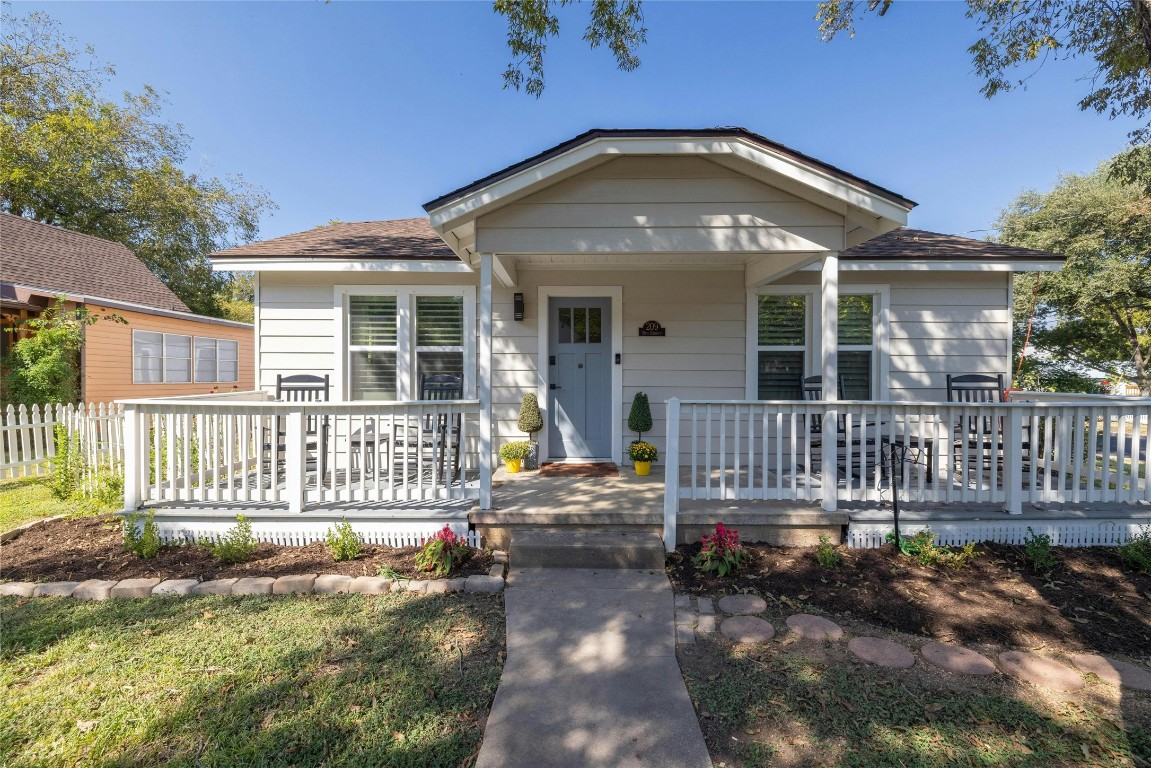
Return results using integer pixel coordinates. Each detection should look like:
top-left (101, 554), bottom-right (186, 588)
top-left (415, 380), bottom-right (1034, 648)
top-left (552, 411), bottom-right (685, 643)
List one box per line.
top-left (267, 374), bottom-right (330, 479)
top-left (393, 374), bottom-right (464, 484)
top-left (946, 373), bottom-right (1026, 474)
top-left (802, 375), bottom-right (874, 477)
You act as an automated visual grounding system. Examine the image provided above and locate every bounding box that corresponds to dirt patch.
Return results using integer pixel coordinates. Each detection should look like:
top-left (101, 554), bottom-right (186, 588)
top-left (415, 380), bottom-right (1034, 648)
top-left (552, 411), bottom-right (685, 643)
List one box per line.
top-left (0, 515), bottom-right (493, 582)
top-left (668, 541), bottom-right (1151, 660)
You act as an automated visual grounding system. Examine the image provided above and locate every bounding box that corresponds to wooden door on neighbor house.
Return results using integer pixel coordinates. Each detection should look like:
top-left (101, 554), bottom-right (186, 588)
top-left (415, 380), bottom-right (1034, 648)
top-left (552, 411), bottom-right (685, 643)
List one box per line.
top-left (547, 297), bottom-right (612, 460)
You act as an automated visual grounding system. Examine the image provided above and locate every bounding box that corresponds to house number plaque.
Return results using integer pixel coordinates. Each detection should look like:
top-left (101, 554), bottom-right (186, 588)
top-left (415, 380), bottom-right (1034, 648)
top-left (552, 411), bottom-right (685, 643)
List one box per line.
top-left (638, 320), bottom-right (666, 337)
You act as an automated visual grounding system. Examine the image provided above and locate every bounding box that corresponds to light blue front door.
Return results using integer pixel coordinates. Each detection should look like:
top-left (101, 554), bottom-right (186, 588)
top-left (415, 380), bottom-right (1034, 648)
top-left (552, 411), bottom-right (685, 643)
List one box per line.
top-left (548, 297), bottom-right (611, 459)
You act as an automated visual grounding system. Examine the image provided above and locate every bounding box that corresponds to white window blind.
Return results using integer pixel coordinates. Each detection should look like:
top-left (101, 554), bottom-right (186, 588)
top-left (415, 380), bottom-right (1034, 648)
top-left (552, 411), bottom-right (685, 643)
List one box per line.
top-left (839, 295), bottom-right (874, 399)
top-left (757, 295), bottom-right (806, 399)
top-left (349, 296), bottom-right (399, 400)
top-left (415, 295), bottom-right (464, 387)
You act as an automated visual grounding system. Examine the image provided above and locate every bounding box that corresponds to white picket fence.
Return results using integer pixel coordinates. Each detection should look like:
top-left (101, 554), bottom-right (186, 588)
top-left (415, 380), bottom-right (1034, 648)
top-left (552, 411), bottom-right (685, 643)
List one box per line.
top-left (848, 521), bottom-right (1148, 549)
top-left (152, 521), bottom-right (481, 548)
top-left (1, 402), bottom-right (125, 483)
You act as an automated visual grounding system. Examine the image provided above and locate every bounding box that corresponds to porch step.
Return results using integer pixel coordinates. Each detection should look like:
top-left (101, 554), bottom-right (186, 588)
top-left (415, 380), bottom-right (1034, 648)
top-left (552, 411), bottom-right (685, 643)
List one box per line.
top-left (510, 530), bottom-right (665, 570)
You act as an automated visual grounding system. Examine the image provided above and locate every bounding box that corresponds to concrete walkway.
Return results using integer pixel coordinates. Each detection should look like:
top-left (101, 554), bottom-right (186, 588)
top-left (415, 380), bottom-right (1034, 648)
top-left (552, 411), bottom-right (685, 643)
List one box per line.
top-left (475, 568), bottom-right (711, 768)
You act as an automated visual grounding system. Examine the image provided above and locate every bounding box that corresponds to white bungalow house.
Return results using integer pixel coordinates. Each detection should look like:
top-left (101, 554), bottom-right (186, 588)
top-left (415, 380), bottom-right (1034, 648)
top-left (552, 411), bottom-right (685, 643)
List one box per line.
top-left (121, 128), bottom-right (1151, 550)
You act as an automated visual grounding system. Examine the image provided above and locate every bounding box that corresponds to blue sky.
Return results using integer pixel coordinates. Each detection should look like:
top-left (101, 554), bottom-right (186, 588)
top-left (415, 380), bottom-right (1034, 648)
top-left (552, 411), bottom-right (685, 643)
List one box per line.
top-left (18, 1), bottom-right (1139, 242)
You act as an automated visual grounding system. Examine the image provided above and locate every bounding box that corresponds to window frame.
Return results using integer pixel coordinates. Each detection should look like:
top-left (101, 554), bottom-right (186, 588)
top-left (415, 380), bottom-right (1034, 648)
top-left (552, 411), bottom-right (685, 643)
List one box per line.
top-left (334, 285), bottom-right (476, 401)
top-left (192, 337), bottom-right (239, 384)
top-left (134, 330), bottom-right (239, 385)
top-left (745, 284), bottom-right (888, 400)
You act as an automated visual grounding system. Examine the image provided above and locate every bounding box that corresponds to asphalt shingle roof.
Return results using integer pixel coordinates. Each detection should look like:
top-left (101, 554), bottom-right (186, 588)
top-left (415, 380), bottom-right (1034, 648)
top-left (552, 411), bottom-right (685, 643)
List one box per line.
top-left (841, 228), bottom-right (1063, 261)
top-left (210, 219), bottom-right (458, 260)
top-left (0, 213), bottom-right (189, 312)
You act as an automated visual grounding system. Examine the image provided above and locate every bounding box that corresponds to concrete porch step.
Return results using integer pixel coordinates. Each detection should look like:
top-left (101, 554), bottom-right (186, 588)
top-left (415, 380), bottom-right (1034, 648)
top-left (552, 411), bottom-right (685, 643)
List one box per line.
top-left (510, 530), bottom-right (665, 570)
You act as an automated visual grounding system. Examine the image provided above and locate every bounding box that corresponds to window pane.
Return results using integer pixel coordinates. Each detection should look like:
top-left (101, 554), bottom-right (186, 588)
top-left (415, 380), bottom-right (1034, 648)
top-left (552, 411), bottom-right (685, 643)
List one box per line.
top-left (840, 351), bottom-right (872, 400)
top-left (217, 340), bottom-right (238, 382)
top-left (417, 351), bottom-right (464, 391)
top-left (218, 360), bottom-right (238, 383)
top-left (350, 351), bottom-right (397, 400)
top-left (164, 334), bottom-right (191, 383)
top-left (573, 307), bottom-right (587, 343)
top-left (757, 351), bottom-right (804, 400)
top-left (218, 340), bottom-right (238, 361)
top-left (588, 307), bottom-right (602, 343)
top-left (557, 308), bottom-right (572, 344)
top-left (416, 296), bottom-right (464, 346)
top-left (349, 296), bottom-right (397, 346)
top-left (758, 296), bottom-right (806, 346)
top-left (839, 295), bottom-right (873, 345)
top-left (195, 338), bottom-right (217, 383)
top-left (133, 331), bottom-right (163, 383)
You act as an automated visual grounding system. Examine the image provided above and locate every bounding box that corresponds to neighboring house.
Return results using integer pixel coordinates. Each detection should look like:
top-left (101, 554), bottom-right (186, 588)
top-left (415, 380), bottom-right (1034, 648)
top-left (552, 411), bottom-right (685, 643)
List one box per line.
top-left (211, 128), bottom-right (1061, 471)
top-left (0, 212), bottom-right (254, 402)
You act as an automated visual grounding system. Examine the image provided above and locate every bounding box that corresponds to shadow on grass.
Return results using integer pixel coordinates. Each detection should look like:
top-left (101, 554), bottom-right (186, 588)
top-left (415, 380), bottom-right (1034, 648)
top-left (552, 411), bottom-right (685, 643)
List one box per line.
top-left (2, 592), bottom-right (505, 767)
top-left (679, 635), bottom-right (1151, 768)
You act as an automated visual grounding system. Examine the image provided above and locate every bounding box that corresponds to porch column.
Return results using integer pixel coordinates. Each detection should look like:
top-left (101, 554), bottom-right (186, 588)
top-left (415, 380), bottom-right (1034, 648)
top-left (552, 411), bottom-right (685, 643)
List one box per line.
top-left (820, 252), bottom-right (839, 513)
top-left (479, 252), bottom-right (493, 510)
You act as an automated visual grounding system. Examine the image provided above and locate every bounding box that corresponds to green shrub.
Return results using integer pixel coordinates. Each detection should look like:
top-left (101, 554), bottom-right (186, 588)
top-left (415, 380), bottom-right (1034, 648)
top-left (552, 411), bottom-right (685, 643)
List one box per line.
top-left (627, 440), bottom-right (658, 462)
top-left (123, 509), bottom-right (162, 559)
top-left (886, 529), bottom-right (982, 569)
top-left (49, 423), bottom-right (80, 500)
top-left (692, 522), bottom-right (751, 577)
top-left (628, 392), bottom-right (653, 440)
top-left (517, 393), bottom-right (543, 436)
top-left (815, 534), bottom-right (841, 569)
top-left (1117, 525), bottom-right (1151, 574)
top-left (498, 441), bottom-right (532, 462)
top-left (414, 525), bottom-right (471, 577)
top-left (209, 515), bottom-right (259, 564)
top-left (1023, 527), bottom-right (1058, 574)
top-left (377, 564), bottom-right (403, 580)
top-left (324, 518), bottom-right (363, 561)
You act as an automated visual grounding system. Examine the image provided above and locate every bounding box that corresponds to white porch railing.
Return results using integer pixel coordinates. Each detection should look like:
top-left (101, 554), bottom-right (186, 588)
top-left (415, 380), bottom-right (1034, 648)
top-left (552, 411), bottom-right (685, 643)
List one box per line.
top-left (662, 397), bottom-right (1151, 549)
top-left (122, 393), bottom-right (482, 513)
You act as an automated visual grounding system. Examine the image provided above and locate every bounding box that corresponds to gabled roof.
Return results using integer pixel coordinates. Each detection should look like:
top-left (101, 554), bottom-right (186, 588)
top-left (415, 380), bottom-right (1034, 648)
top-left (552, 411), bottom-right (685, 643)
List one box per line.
top-left (424, 128), bottom-right (917, 212)
top-left (841, 228), bottom-right (1064, 262)
top-left (210, 218), bottom-right (457, 260)
top-left (0, 212), bottom-right (189, 312)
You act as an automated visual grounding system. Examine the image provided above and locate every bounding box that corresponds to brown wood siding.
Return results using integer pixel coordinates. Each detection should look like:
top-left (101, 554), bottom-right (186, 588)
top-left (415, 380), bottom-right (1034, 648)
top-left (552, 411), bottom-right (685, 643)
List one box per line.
top-left (81, 304), bottom-right (254, 403)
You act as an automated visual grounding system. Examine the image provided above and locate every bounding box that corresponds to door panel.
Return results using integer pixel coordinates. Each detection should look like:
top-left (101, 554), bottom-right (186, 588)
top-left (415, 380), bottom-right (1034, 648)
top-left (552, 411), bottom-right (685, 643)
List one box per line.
top-left (549, 297), bottom-right (611, 459)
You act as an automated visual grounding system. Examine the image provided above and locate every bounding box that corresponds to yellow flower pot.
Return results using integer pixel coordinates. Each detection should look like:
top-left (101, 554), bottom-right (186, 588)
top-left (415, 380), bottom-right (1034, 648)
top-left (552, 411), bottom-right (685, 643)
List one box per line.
top-left (505, 458), bottom-right (522, 474)
top-left (634, 461), bottom-right (651, 476)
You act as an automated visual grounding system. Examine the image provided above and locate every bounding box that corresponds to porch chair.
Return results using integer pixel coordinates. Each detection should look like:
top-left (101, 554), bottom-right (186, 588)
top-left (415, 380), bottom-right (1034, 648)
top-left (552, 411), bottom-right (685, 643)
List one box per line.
top-left (393, 374), bottom-right (464, 485)
top-left (264, 374), bottom-right (330, 480)
top-left (945, 373), bottom-right (1027, 474)
top-left (802, 375), bottom-right (874, 476)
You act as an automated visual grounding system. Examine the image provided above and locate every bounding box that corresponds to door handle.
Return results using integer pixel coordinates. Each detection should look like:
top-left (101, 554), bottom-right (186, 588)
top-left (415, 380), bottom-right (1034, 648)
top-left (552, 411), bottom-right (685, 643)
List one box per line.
top-left (550, 384), bottom-right (562, 390)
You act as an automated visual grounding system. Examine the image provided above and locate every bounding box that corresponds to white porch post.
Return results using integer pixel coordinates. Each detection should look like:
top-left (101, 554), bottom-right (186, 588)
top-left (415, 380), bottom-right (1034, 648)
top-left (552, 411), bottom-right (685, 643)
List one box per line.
top-left (479, 253), bottom-right (494, 510)
top-left (285, 408), bottom-right (305, 514)
top-left (821, 252), bottom-right (839, 513)
top-left (122, 403), bottom-right (141, 512)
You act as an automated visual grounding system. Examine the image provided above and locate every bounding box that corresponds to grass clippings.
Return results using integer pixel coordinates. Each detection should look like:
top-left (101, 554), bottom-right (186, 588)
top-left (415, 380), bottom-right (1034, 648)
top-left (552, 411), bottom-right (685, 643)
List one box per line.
top-left (1, 591), bottom-right (505, 767)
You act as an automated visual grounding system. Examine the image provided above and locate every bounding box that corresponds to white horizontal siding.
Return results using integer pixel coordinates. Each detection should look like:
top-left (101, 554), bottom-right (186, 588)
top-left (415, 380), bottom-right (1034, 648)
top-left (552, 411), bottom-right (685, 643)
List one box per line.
top-left (477, 156), bottom-right (846, 254)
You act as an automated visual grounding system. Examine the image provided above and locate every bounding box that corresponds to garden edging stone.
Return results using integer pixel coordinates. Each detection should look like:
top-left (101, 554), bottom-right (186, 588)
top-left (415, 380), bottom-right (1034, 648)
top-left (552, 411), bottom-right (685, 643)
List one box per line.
top-left (111, 578), bottom-right (162, 599)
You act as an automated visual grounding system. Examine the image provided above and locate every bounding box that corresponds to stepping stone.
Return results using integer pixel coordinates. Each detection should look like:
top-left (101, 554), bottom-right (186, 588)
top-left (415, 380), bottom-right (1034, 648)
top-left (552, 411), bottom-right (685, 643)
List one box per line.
top-left (697, 598), bottom-right (715, 615)
top-left (786, 613), bottom-right (844, 642)
top-left (720, 616), bottom-right (776, 643)
top-left (232, 577), bottom-right (275, 596)
top-left (111, 578), bottom-right (161, 599)
top-left (153, 579), bottom-right (200, 597)
top-left (1071, 654), bottom-right (1151, 692)
top-left (920, 643), bottom-right (996, 676)
top-left (34, 582), bottom-right (79, 598)
top-left (696, 615), bottom-right (716, 635)
top-left (313, 575), bottom-right (353, 594)
top-left (272, 575), bottom-right (316, 595)
top-left (0, 582), bottom-right (36, 598)
top-left (998, 651), bottom-right (1084, 692)
top-left (72, 580), bottom-right (118, 601)
top-left (677, 624), bottom-right (696, 645)
top-left (675, 594), bottom-right (692, 610)
top-left (192, 579), bottom-right (237, 596)
top-left (350, 576), bottom-right (391, 595)
top-left (717, 594), bottom-right (766, 615)
top-left (849, 637), bottom-right (915, 668)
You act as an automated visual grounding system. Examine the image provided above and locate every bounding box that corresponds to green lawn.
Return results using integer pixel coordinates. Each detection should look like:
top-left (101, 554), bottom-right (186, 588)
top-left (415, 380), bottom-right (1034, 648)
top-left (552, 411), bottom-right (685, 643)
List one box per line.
top-left (1, 593), bottom-right (505, 767)
top-left (681, 639), bottom-right (1150, 768)
top-left (0, 475), bottom-right (115, 531)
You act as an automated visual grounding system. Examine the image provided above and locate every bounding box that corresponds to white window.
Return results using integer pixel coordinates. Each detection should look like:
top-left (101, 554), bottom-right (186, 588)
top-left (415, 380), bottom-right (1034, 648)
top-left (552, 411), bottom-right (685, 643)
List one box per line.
top-left (339, 287), bottom-right (475, 401)
top-left (749, 287), bottom-right (885, 400)
top-left (194, 338), bottom-right (239, 383)
top-left (133, 330), bottom-right (191, 384)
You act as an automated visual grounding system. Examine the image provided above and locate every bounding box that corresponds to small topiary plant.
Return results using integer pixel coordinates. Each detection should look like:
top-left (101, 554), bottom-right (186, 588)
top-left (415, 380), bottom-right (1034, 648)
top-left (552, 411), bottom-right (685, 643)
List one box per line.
top-left (1023, 527), bottom-right (1058, 574)
top-left (815, 534), bottom-right (841, 569)
top-left (325, 518), bottom-right (363, 562)
top-left (209, 514), bottom-right (259, 564)
top-left (123, 509), bottom-right (162, 559)
top-left (628, 392), bottom-right (653, 442)
top-left (1117, 525), bottom-right (1151, 574)
top-left (498, 441), bottom-right (532, 462)
top-left (692, 522), bottom-right (751, 577)
top-left (414, 524), bottom-right (471, 577)
top-left (517, 393), bottom-right (543, 436)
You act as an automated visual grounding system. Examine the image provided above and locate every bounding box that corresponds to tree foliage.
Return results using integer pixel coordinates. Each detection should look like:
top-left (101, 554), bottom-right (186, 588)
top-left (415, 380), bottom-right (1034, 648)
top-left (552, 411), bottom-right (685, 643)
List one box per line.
top-left (495, 0), bottom-right (645, 97)
top-left (628, 391), bottom-right (653, 440)
top-left (2, 298), bottom-right (125, 405)
top-left (817, 0), bottom-right (1151, 146)
top-left (0, 9), bottom-right (274, 316)
top-left (517, 392), bottom-right (544, 435)
top-left (998, 149), bottom-right (1151, 393)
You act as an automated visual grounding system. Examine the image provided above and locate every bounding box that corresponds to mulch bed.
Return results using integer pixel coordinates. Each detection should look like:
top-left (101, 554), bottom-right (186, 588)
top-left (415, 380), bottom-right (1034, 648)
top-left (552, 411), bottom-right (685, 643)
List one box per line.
top-left (1, 515), bottom-right (493, 583)
top-left (667, 541), bottom-right (1151, 660)
top-left (538, 462), bottom-right (619, 478)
